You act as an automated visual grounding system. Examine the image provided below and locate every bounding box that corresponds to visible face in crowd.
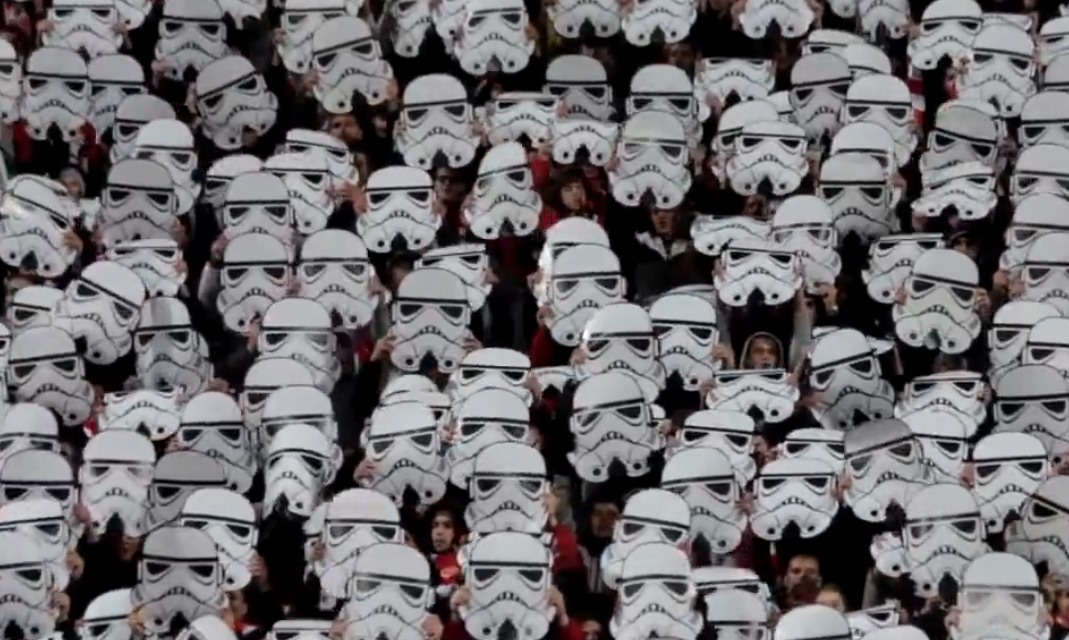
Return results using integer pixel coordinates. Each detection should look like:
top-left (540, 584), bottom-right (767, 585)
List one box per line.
top-left (816, 587), bottom-right (845, 611)
top-left (651, 208), bottom-right (676, 237)
top-left (589, 500), bottom-right (620, 539)
top-left (60, 172), bottom-right (83, 199)
top-left (784, 554), bottom-right (821, 590)
top-left (560, 180), bottom-right (586, 213)
top-left (3, 2), bottom-right (31, 37)
top-left (330, 114), bottom-right (363, 146)
top-left (431, 511), bottom-right (456, 552)
top-left (434, 168), bottom-right (467, 207)
top-left (747, 336), bottom-right (779, 369)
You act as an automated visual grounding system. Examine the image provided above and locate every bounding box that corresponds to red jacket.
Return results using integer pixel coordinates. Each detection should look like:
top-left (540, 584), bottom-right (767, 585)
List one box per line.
top-left (550, 523), bottom-right (583, 575)
top-left (443, 618), bottom-right (585, 640)
top-left (435, 549), bottom-right (462, 585)
top-left (12, 120), bottom-right (104, 171)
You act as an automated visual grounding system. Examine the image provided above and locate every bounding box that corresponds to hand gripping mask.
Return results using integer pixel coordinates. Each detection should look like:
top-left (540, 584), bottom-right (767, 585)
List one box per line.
top-left (8, 286), bottom-right (63, 336)
top-left (714, 238), bottom-right (802, 308)
top-left (276, 0), bottom-right (347, 75)
top-left (545, 0), bottom-right (621, 39)
top-left (0, 530), bottom-right (54, 640)
top-left (132, 120), bottom-right (200, 215)
top-left (79, 430), bottom-right (155, 537)
top-left (448, 387), bottom-right (533, 487)
top-left (360, 402), bottom-right (447, 507)
top-left (913, 161), bottom-right (997, 222)
top-left (464, 441), bottom-right (546, 535)
top-left (217, 234), bottom-right (293, 334)
top-left (775, 605), bottom-right (852, 640)
top-left (806, 327), bottom-right (894, 430)
top-left (863, 235), bottom-right (944, 305)
top-left (0, 176), bottom-right (78, 278)
top-left (107, 240), bottom-right (185, 298)
top-left (19, 47), bottom-right (89, 143)
top-left (133, 298), bottom-right (212, 396)
top-left (315, 488), bottom-right (404, 599)
top-left (567, 372), bottom-right (664, 483)
top-left (240, 358), bottom-right (316, 430)
top-left (704, 369), bottom-right (799, 426)
top-left (993, 364), bottom-right (1069, 465)
top-left (543, 54), bottom-right (613, 121)
top-left (956, 23), bottom-right (1037, 118)
top-left (725, 120), bottom-right (809, 198)
top-left (100, 159), bottom-right (179, 246)
top-left (485, 92), bottom-right (555, 147)
top-left (901, 408), bottom-right (970, 483)
top-left (80, 589), bottom-right (134, 640)
top-left (972, 433), bottom-right (1048, 534)
top-left (598, 489), bottom-right (692, 588)
top-left (892, 248), bottom-right (981, 354)
top-left (416, 244), bottom-right (492, 312)
top-left (342, 542), bottom-right (432, 640)
top-left (0, 404), bottom-right (58, 470)
top-left (702, 590), bottom-right (769, 640)
top-left (578, 303), bottom-right (665, 401)
top-left (841, 43), bottom-right (893, 77)
top-left (1023, 318), bottom-right (1069, 383)
top-left (987, 301), bottom-right (1060, 384)
top-left (194, 56), bottom-right (278, 152)
top-left (902, 483), bottom-right (988, 598)
top-left (1006, 476), bottom-right (1069, 580)
top-left (751, 457), bottom-right (839, 541)
top-left (0, 40), bottom-right (20, 125)
top-left (453, 0), bottom-right (534, 77)
top-left (144, 452), bottom-right (227, 532)
top-left (770, 195), bottom-right (840, 289)
top-left (260, 385), bottom-right (337, 457)
top-left (660, 447), bottom-right (746, 555)
top-left (906, 0), bottom-right (982, 70)
top-left (97, 389), bottom-right (182, 441)
top-left (357, 166), bottom-right (439, 254)
top-left (446, 348), bottom-right (532, 405)
top-left (841, 74), bottom-right (917, 160)
top-left (919, 103), bottom-right (999, 175)
top-left (109, 94), bottom-right (175, 164)
top-left (957, 552), bottom-right (1048, 639)
top-left (695, 58), bottom-right (775, 106)
top-left (460, 532), bottom-right (554, 640)
top-left (671, 410), bottom-right (757, 486)
top-left (549, 118), bottom-right (618, 168)
top-left (263, 423), bottom-right (341, 518)
top-left (465, 142), bottom-right (542, 240)
top-left (788, 52), bottom-right (850, 142)
top-left (737, 0), bottom-right (814, 40)
top-left (285, 128), bottom-right (361, 186)
top-left (178, 488), bottom-right (258, 591)
top-left (257, 298), bottom-right (339, 392)
top-left (311, 16), bottom-right (394, 113)
top-left (896, 371), bottom-right (986, 435)
top-left (299, 229), bottom-right (377, 329)
top-left (1011, 144), bottom-right (1069, 207)
top-left (647, 293), bottom-right (718, 391)
top-left (177, 392), bottom-right (256, 493)
top-left (782, 428), bottom-right (845, 474)
top-left (609, 542), bottom-right (702, 640)
top-left (52, 260), bottom-right (146, 365)
top-left (0, 450), bottom-right (75, 521)
top-left (154, 0), bottom-right (229, 82)
top-left (132, 526), bottom-right (226, 636)
top-left (43, 0), bottom-right (122, 59)
top-left (843, 418), bottom-right (925, 523)
top-left (389, 267), bottom-right (471, 374)
top-left (8, 327), bottom-right (93, 427)
top-left (395, 74), bottom-right (478, 171)
top-left (620, 0), bottom-right (695, 46)
top-left (1019, 92), bottom-right (1069, 149)
top-left (87, 54), bottom-right (145, 137)
top-left (609, 111), bottom-right (691, 209)
top-left (544, 244), bottom-right (625, 347)
top-left (0, 499), bottom-right (72, 591)
top-left (262, 151), bottom-right (334, 236)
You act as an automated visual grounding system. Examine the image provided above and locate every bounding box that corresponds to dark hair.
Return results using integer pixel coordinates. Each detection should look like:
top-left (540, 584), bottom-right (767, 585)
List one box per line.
top-left (542, 167), bottom-right (586, 215)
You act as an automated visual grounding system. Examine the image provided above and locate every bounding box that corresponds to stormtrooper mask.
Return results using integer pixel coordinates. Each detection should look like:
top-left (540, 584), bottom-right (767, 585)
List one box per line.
top-left (545, 0), bottom-right (620, 39)
top-left (20, 47), bottom-right (90, 142)
top-left (902, 409), bottom-right (970, 483)
top-left (8, 327), bottom-right (94, 427)
top-left (487, 92), bottom-right (555, 146)
top-left (620, 0), bottom-right (695, 45)
top-left (846, 604), bottom-right (899, 639)
top-left (1011, 144), bottom-right (1069, 206)
top-left (285, 128), bottom-right (360, 186)
top-left (673, 410), bottom-right (757, 486)
top-left (751, 458), bottom-right (838, 541)
top-left (132, 119), bottom-right (200, 215)
top-left (600, 488), bottom-right (692, 590)
top-left (80, 589), bottom-right (134, 640)
top-left (841, 74), bottom-right (917, 160)
top-left (144, 452), bottom-right (227, 532)
top-left (549, 118), bottom-right (618, 167)
top-left (0, 450), bottom-right (75, 521)
top-left (217, 234), bottom-right (293, 334)
top-left (843, 419), bottom-right (925, 523)
top-left (240, 358), bottom-right (316, 430)
top-left (395, 74), bottom-right (479, 170)
top-left (958, 552), bottom-right (1048, 639)
top-left (903, 483), bottom-right (987, 598)
top-left (841, 43), bottom-right (893, 77)
top-left (770, 194), bottom-right (840, 290)
top-left (972, 432), bottom-right (1048, 534)
top-left (661, 447), bottom-right (745, 555)
top-left (0, 499), bottom-right (71, 590)
top-left (0, 529), bottom-right (55, 640)
top-left (1040, 17), bottom-right (1069, 66)
top-left (464, 441), bottom-right (547, 535)
top-left (0, 40), bottom-right (20, 125)
top-left (178, 488), bottom-right (258, 592)
top-left (109, 94), bottom-right (175, 164)
top-left (1022, 314), bottom-right (1069, 378)
top-left (579, 303), bottom-right (665, 402)
top-left (906, 0), bottom-right (982, 70)
top-left (544, 54), bottom-right (613, 121)
top-left (446, 348), bottom-right (532, 405)
top-left (133, 298), bottom-right (212, 396)
top-left (789, 52), bottom-right (850, 142)
top-left (695, 58), bottom-right (776, 106)
top-left (107, 240), bottom-right (185, 298)
top-left (956, 23), bottom-right (1037, 118)
top-left (690, 216), bottom-right (771, 259)
top-left (342, 541), bottom-right (432, 639)
top-left (702, 589), bottom-right (768, 640)
top-left (389, 267), bottom-right (471, 374)
top-left (988, 301), bottom-right (1060, 383)
top-left (466, 142), bottom-right (541, 240)
top-left (1020, 92), bottom-right (1069, 149)
top-left (270, 620), bottom-right (332, 640)
top-left (919, 103), bottom-right (999, 174)
top-left (1004, 196), bottom-right (1069, 279)
top-left (807, 327), bottom-right (895, 430)
top-left (299, 229), bottom-right (377, 329)
top-left (802, 28), bottom-right (862, 53)
top-left (316, 488), bottom-right (404, 599)
top-left (625, 64), bottom-right (704, 128)
top-left (893, 248), bottom-right (981, 354)
top-left (205, 155), bottom-right (263, 222)
top-left (534, 216), bottom-right (611, 305)
top-left (360, 402), bottom-right (447, 507)
top-left (994, 364), bottom-right (1069, 465)
top-left (264, 151), bottom-right (335, 236)
top-left (448, 387), bottom-right (533, 487)
top-left (460, 532), bottom-right (554, 640)
top-left (276, 0), bottom-right (347, 75)
top-left (416, 244), bottom-right (492, 312)
top-left (263, 423), bottom-right (340, 518)
top-left (79, 430), bottom-right (155, 537)
top-left (648, 292), bottom-right (718, 391)
top-left (545, 244), bottom-right (625, 347)
top-left (177, 392), bottom-right (255, 493)
top-left (52, 260), bottom-right (146, 366)
top-left (100, 158), bottom-right (179, 246)
top-left (714, 237), bottom-right (802, 308)
top-left (87, 54), bottom-right (145, 137)
top-left (312, 16), bottom-right (395, 113)
top-left (896, 371), bottom-right (986, 434)
top-left (782, 428), bottom-right (845, 475)
top-left (259, 385), bottom-right (337, 457)
top-left (862, 234), bottom-right (944, 305)
top-left (154, 0), bottom-right (229, 82)
top-left (831, 121), bottom-right (900, 176)
top-left (609, 110), bottom-right (691, 209)
top-left (778, 608), bottom-right (854, 640)
top-left (44, 0), bottom-right (122, 58)
top-left (453, 0), bottom-right (534, 76)
top-left (194, 56), bottom-right (279, 151)
top-left (97, 389), bottom-right (182, 441)
top-left (737, 0), bottom-right (814, 40)
top-left (132, 526), bottom-right (225, 636)
top-left (704, 369), bottom-right (799, 426)
top-left (0, 176), bottom-right (78, 279)
top-left (0, 404), bottom-right (58, 471)
top-left (357, 165), bottom-right (439, 254)
top-left (8, 287), bottom-right (63, 336)
top-left (1007, 476), bottom-right (1069, 580)
top-left (257, 298), bottom-right (339, 392)
top-left (1042, 49), bottom-right (1069, 89)
top-left (611, 542), bottom-right (702, 640)
top-left (725, 120), bottom-right (809, 197)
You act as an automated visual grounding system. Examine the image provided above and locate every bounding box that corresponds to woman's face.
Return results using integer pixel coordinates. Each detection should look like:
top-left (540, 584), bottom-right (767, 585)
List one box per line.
top-left (430, 512), bottom-right (455, 552)
top-left (560, 180), bottom-right (585, 212)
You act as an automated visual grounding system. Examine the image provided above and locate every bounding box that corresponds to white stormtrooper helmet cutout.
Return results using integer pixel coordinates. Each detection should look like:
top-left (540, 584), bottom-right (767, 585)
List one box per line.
top-left (448, 387), bottom-right (533, 487)
top-left (0, 39), bottom-right (21, 125)
top-left (534, 216), bottom-right (611, 304)
top-left (1040, 17), bottom-right (1069, 67)
top-left (389, 267), bottom-right (471, 374)
top-left (987, 300), bottom-right (1060, 384)
top-left (957, 552), bottom-right (1048, 639)
top-left (0, 450), bottom-right (75, 521)
top-left (97, 389), bottom-right (182, 441)
top-left (384, 0), bottom-right (432, 58)
top-left (775, 605), bottom-right (852, 640)
top-left (1042, 49), bottom-right (1069, 88)
top-left (357, 165), bottom-right (439, 254)
top-left (8, 286), bottom-right (63, 336)
top-left (486, 92), bottom-right (555, 147)
top-left (271, 620), bottom-right (333, 640)
top-left (52, 260), bottom-right (146, 366)
top-left (704, 369), bottom-right (799, 426)
top-left (80, 589), bottom-right (135, 640)
top-left (545, 0), bottom-right (621, 39)
top-left (133, 298), bottom-right (212, 396)
top-left (567, 372), bottom-right (664, 483)
top-left (647, 292), bottom-right (718, 391)
top-left (79, 430), bottom-right (155, 537)
top-left (341, 542), bottom-right (432, 640)
top-left (577, 302), bottom-right (665, 401)
top-left (100, 158), bottom-right (179, 246)
top-left (906, 0), bottom-right (982, 70)
top-left (299, 229), bottom-right (377, 329)
top-left (154, 0), bottom-right (229, 82)
top-left (543, 54), bottom-right (613, 121)
top-left (0, 404), bottom-right (58, 471)
top-left (360, 401), bottom-right (447, 507)
top-left (107, 240), bottom-right (185, 298)
top-left (725, 120), bottom-right (809, 198)
top-left (217, 0), bottom-right (266, 27)
top-left (395, 74), bottom-right (479, 171)
top-left (854, 0), bottom-right (910, 40)
top-left (465, 142), bottom-right (541, 240)
top-left (464, 441), bottom-right (547, 534)
top-left (0, 499), bottom-right (71, 591)
top-left (902, 483), bottom-right (988, 598)
top-left (919, 103), bottom-right (999, 175)
top-left (446, 348), bottom-right (532, 405)
top-left (144, 451), bottom-right (227, 532)
top-left (195, 56), bottom-right (278, 152)
top-left (714, 237), bottom-right (802, 308)
top-left (178, 488), bottom-right (258, 592)
top-left (177, 392), bottom-right (255, 493)
top-left (0, 530), bottom-right (55, 640)
top-left (843, 418), bottom-right (925, 523)
top-left (620, 0), bottom-right (695, 45)
top-left (1019, 92), bottom-right (1069, 149)
top-left (896, 371), bottom-right (986, 435)
top-left (259, 385), bottom-right (338, 457)
top-left (600, 488), bottom-right (692, 590)
top-left (1011, 143), bottom-right (1069, 206)
top-left (737, 0), bottom-right (814, 40)
top-left (19, 46), bottom-right (89, 142)
top-left (459, 532), bottom-right (554, 640)
top-left (801, 29), bottom-right (862, 54)
top-left (285, 128), bottom-right (361, 186)
top-left (782, 428), bottom-right (845, 475)
top-left (751, 457), bottom-right (839, 541)
top-left (702, 589), bottom-right (769, 640)
top-left (0, 176), bottom-right (78, 279)
top-left (257, 298), bottom-right (339, 392)
top-left (956, 22), bottom-right (1037, 118)
top-left (1001, 196), bottom-right (1069, 276)
top-left (263, 423), bottom-right (340, 518)
top-left (43, 0), bottom-right (122, 59)
top-left (841, 43), bottom-right (893, 78)
top-left (690, 216), bottom-right (770, 258)
top-left (862, 234), bottom-right (945, 305)
top-left (315, 488), bottom-right (404, 599)
top-left (416, 244), bottom-right (492, 312)
top-left (217, 233), bottom-right (293, 334)
top-left (87, 54), bottom-right (145, 137)
top-left (1022, 317), bottom-right (1069, 381)
top-left (132, 525), bottom-right (226, 636)
top-left (830, 121), bottom-right (900, 175)
top-left (694, 58), bottom-right (775, 106)
top-left (893, 248), bottom-right (981, 354)
top-left (788, 52), bottom-right (850, 142)
top-left (240, 358), bottom-right (316, 430)
top-left (176, 615), bottom-right (239, 640)
top-left (625, 64), bottom-right (704, 130)
top-left (901, 408), bottom-right (970, 483)
top-left (609, 542), bottom-right (702, 640)
top-left (972, 433), bottom-right (1048, 534)
top-left (807, 327), bottom-right (895, 430)
top-left (109, 94), bottom-right (175, 164)
top-left (311, 16), bottom-right (395, 113)
top-left (545, 244), bottom-right (626, 347)
top-left (276, 0), bottom-right (348, 75)
top-left (692, 566), bottom-right (772, 611)
top-left (770, 195), bottom-right (841, 290)
top-left (672, 410), bottom-right (757, 486)
top-left (660, 447), bottom-right (746, 556)
top-left (452, 0), bottom-right (535, 77)
top-left (845, 604), bottom-right (899, 639)
top-left (993, 364), bottom-right (1069, 465)
top-left (8, 327), bottom-right (94, 427)
top-left (549, 118), bottom-right (619, 168)
top-left (913, 161), bottom-right (997, 222)
top-left (263, 151), bottom-right (335, 236)
top-left (841, 74), bottom-right (917, 161)
top-left (1006, 476), bottom-right (1069, 579)
top-left (132, 119), bottom-right (200, 215)
top-left (609, 110), bottom-right (691, 208)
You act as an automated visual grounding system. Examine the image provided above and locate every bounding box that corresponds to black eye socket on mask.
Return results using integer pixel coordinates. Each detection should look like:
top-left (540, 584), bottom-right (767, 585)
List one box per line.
top-left (52, 358), bottom-right (77, 374)
top-left (156, 485), bottom-right (181, 499)
top-left (316, 53), bottom-right (337, 68)
top-left (1020, 461), bottom-right (1046, 474)
top-left (400, 584), bottom-right (425, 599)
top-left (200, 24), bottom-right (220, 36)
top-left (761, 477), bottom-right (785, 490)
top-left (443, 105), bottom-right (467, 118)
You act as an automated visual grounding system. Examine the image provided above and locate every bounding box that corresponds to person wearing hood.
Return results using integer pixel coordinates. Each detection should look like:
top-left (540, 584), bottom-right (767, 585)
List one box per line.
top-left (740, 332), bottom-right (783, 369)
